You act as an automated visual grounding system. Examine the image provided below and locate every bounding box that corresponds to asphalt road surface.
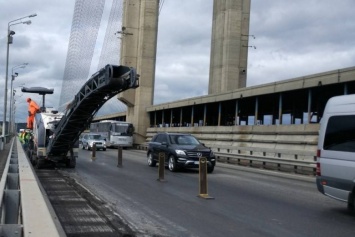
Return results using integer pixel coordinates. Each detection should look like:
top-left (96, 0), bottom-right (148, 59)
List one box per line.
top-left (60, 148), bottom-right (355, 237)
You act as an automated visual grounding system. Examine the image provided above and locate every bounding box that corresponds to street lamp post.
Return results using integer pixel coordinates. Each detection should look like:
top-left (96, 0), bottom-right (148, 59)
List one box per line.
top-left (2, 13), bottom-right (36, 145)
top-left (9, 73), bottom-right (18, 134)
top-left (9, 63), bottom-right (28, 134)
top-left (12, 104), bottom-right (17, 134)
top-left (11, 88), bottom-right (24, 134)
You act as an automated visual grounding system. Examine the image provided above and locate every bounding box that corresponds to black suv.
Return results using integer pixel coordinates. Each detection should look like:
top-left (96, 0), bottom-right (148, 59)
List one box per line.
top-left (147, 133), bottom-right (216, 173)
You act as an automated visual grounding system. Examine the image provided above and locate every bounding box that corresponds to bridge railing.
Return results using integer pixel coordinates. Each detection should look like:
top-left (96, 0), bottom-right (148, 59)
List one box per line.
top-left (211, 145), bottom-right (316, 175)
top-left (0, 138), bottom-right (65, 237)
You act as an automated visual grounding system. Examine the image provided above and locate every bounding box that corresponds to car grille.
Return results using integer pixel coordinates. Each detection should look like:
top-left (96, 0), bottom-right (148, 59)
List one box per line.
top-left (94, 142), bottom-right (102, 145)
top-left (186, 151), bottom-right (210, 158)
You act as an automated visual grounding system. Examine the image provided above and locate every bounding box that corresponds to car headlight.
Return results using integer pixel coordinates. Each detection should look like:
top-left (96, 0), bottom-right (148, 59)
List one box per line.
top-left (210, 150), bottom-right (215, 156)
top-left (175, 150), bottom-right (186, 155)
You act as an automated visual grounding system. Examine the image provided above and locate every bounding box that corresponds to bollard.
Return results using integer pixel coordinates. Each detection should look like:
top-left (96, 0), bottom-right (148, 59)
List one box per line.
top-left (157, 152), bottom-right (165, 182)
top-left (91, 143), bottom-right (96, 161)
top-left (197, 157), bottom-right (214, 199)
top-left (117, 146), bottom-right (122, 167)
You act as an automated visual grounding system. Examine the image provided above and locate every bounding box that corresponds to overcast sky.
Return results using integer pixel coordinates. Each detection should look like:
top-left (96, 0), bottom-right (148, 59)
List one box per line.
top-left (1, 0), bottom-right (355, 124)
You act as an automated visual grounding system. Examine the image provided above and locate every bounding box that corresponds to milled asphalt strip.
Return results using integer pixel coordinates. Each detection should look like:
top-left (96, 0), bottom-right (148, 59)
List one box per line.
top-left (17, 139), bottom-right (66, 237)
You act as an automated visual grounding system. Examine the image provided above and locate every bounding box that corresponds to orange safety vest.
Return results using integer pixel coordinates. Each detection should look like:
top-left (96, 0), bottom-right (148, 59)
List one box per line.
top-left (28, 100), bottom-right (40, 115)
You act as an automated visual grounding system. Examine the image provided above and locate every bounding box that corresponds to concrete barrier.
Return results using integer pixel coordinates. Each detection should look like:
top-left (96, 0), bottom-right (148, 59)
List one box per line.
top-left (145, 124), bottom-right (319, 175)
top-left (0, 139), bottom-right (66, 237)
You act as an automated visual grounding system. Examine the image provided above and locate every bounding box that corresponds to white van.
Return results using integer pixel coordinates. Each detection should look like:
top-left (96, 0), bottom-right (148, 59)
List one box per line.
top-left (316, 94), bottom-right (355, 209)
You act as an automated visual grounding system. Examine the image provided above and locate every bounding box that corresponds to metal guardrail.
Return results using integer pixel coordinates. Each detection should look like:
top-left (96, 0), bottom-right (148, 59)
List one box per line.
top-left (0, 135), bottom-right (11, 151)
top-left (213, 146), bottom-right (316, 175)
top-left (0, 138), bottom-right (21, 236)
top-left (0, 139), bottom-right (65, 237)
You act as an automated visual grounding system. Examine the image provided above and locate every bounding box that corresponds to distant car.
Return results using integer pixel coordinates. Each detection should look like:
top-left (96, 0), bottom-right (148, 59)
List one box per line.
top-left (81, 133), bottom-right (106, 151)
top-left (147, 132), bottom-right (216, 173)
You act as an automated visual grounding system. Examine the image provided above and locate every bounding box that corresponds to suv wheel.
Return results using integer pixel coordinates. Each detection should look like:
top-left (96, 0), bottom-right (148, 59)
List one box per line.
top-left (168, 155), bottom-right (178, 172)
top-left (147, 153), bottom-right (156, 167)
top-left (207, 166), bottom-right (215, 173)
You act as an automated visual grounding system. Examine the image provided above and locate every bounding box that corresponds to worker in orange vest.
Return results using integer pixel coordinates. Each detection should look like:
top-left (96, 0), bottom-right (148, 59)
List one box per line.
top-left (26, 98), bottom-right (40, 130)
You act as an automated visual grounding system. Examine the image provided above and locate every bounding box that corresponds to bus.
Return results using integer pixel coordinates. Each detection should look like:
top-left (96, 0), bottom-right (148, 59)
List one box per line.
top-left (89, 120), bottom-right (134, 148)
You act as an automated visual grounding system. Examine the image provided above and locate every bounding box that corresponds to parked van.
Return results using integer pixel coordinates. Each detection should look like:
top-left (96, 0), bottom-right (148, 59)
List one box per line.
top-left (316, 94), bottom-right (355, 209)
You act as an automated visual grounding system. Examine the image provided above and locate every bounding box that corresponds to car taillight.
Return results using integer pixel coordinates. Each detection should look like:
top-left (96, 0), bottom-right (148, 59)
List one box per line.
top-left (317, 149), bottom-right (321, 157)
top-left (316, 162), bottom-right (321, 176)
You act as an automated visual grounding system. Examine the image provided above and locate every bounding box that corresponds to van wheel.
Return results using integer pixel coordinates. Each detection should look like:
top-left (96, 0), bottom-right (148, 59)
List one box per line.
top-left (348, 192), bottom-right (355, 211)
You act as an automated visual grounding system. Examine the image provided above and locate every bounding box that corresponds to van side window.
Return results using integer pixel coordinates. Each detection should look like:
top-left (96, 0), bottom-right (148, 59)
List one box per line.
top-left (324, 115), bottom-right (355, 152)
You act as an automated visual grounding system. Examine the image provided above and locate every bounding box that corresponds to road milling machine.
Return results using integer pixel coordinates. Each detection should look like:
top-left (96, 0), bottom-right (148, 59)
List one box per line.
top-left (22, 65), bottom-right (139, 168)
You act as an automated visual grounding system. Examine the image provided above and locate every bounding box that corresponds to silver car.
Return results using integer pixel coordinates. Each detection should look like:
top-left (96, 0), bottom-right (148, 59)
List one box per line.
top-left (81, 133), bottom-right (106, 151)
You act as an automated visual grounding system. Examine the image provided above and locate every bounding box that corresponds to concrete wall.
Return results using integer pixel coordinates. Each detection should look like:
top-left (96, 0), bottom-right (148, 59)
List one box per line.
top-left (145, 124), bottom-right (319, 161)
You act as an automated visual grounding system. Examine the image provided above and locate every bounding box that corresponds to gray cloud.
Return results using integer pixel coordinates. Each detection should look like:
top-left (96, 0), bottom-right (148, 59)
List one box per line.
top-left (1, 0), bottom-right (355, 125)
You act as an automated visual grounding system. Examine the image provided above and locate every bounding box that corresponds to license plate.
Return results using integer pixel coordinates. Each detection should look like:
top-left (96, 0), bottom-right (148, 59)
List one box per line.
top-left (194, 161), bottom-right (199, 165)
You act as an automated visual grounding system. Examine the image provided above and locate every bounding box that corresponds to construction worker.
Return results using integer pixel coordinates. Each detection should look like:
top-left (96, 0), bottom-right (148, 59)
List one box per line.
top-left (26, 98), bottom-right (40, 130)
top-left (24, 130), bottom-right (32, 144)
top-left (20, 130), bottom-right (26, 144)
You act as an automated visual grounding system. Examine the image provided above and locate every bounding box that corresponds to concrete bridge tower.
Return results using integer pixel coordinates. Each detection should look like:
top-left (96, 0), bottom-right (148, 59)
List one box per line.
top-left (118, 0), bottom-right (251, 144)
top-left (208, 0), bottom-right (251, 94)
top-left (118, 0), bottom-right (159, 144)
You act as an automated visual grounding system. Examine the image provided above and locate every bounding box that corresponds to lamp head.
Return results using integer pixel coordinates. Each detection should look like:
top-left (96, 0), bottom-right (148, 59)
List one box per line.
top-left (23, 20), bottom-right (31, 25)
top-left (9, 30), bottom-right (15, 36)
top-left (14, 73), bottom-right (18, 77)
top-left (29, 13), bottom-right (37, 18)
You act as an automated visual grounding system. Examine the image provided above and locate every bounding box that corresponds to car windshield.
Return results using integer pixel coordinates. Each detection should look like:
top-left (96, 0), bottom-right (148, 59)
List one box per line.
top-left (169, 135), bottom-right (200, 145)
top-left (88, 135), bottom-right (102, 140)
